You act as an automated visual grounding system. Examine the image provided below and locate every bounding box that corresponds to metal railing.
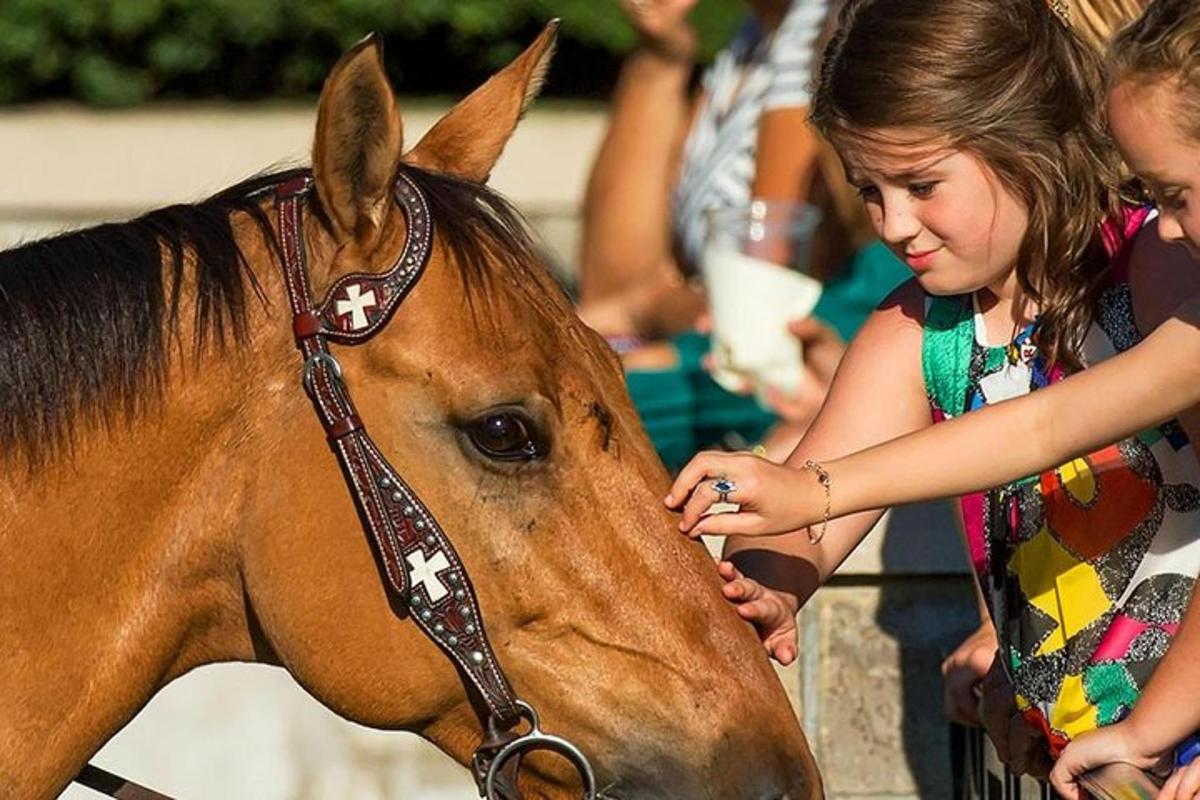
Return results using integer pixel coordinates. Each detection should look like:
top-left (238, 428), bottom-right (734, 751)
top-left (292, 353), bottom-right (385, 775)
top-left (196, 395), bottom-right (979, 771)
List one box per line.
top-left (952, 724), bottom-right (1057, 800)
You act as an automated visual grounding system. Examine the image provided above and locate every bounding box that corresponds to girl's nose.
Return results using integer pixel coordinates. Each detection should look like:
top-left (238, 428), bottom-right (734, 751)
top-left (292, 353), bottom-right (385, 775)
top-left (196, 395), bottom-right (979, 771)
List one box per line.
top-left (880, 201), bottom-right (921, 246)
top-left (1158, 210), bottom-right (1188, 246)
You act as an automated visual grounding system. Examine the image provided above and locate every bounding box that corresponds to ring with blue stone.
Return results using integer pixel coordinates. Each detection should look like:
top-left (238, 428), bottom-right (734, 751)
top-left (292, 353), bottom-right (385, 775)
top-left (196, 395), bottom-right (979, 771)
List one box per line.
top-left (711, 476), bottom-right (737, 504)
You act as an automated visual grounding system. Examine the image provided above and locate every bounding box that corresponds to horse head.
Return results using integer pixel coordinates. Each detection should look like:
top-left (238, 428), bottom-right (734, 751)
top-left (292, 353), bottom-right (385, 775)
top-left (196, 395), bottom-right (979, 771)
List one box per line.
top-left (0, 25), bottom-right (820, 800)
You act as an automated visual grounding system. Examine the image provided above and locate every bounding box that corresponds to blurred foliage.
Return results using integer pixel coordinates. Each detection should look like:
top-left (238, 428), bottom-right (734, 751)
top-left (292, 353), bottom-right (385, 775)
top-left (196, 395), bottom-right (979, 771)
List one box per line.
top-left (0, 0), bottom-right (743, 106)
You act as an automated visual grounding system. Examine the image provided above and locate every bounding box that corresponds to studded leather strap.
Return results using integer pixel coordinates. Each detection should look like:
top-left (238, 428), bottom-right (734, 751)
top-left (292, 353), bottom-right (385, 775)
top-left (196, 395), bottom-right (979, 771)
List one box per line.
top-left (274, 171), bottom-right (521, 727)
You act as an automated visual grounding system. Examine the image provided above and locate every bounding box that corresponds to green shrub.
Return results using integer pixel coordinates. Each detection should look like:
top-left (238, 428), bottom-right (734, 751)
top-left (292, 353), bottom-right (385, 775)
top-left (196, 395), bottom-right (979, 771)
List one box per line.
top-left (0, 0), bottom-right (742, 106)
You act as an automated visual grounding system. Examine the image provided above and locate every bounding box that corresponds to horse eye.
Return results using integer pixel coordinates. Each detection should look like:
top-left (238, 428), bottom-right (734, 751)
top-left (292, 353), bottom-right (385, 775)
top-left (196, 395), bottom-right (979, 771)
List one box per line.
top-left (465, 411), bottom-right (547, 462)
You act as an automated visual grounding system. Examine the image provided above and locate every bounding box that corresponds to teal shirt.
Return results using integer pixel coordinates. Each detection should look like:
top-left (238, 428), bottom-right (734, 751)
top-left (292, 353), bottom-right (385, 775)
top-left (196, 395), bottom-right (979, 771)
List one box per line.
top-left (627, 242), bottom-right (908, 472)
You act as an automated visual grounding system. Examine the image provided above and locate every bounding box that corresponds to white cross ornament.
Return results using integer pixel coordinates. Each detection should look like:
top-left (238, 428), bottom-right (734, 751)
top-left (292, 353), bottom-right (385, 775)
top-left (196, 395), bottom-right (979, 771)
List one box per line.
top-left (407, 549), bottom-right (452, 603)
top-left (336, 284), bottom-right (377, 330)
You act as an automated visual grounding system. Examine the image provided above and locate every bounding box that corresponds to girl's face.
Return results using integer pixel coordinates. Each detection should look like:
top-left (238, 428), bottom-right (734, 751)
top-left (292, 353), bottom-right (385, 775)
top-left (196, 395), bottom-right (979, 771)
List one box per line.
top-left (1109, 78), bottom-right (1200, 258)
top-left (843, 131), bottom-right (1030, 297)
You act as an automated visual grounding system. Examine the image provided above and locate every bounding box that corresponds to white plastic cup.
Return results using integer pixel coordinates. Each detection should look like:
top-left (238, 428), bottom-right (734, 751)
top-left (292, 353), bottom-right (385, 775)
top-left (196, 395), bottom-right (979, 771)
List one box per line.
top-left (701, 200), bottom-right (823, 405)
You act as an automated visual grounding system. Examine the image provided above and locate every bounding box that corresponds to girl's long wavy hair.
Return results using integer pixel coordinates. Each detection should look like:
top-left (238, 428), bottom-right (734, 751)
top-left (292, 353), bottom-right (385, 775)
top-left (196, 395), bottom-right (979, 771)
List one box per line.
top-left (811, 0), bottom-right (1130, 369)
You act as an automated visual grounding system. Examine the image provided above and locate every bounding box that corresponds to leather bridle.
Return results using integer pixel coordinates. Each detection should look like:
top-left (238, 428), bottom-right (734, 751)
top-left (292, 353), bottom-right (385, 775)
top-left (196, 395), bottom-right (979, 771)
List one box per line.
top-left (73, 170), bottom-right (598, 799)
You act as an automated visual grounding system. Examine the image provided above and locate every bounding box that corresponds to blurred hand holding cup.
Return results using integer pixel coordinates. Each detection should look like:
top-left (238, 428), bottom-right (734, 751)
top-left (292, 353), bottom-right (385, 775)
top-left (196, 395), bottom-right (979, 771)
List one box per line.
top-left (701, 200), bottom-right (823, 405)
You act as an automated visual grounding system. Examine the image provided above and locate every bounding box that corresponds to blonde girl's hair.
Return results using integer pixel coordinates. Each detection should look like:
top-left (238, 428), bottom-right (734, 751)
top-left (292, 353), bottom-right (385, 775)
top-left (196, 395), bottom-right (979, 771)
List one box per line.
top-left (1067, 0), bottom-right (1147, 54)
top-left (1110, 0), bottom-right (1200, 141)
top-left (811, 0), bottom-right (1128, 369)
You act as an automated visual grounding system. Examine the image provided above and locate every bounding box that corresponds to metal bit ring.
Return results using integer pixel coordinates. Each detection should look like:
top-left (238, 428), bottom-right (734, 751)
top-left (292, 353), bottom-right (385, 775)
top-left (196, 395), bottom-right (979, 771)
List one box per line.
top-left (484, 701), bottom-right (597, 800)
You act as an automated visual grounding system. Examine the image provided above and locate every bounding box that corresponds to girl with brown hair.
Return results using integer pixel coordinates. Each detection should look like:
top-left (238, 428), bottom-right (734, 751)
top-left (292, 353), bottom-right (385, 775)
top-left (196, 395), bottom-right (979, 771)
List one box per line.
top-left (665, 0), bottom-right (1200, 785)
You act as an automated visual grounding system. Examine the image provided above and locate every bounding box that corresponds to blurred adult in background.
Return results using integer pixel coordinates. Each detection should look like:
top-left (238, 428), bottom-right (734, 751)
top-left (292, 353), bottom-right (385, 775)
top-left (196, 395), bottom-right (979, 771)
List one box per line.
top-left (577, 0), bottom-right (909, 470)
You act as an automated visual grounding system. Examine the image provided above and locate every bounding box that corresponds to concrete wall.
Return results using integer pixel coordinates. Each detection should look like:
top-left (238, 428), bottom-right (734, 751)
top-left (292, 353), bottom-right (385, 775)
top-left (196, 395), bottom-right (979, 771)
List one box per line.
top-left (0, 103), bottom-right (977, 799)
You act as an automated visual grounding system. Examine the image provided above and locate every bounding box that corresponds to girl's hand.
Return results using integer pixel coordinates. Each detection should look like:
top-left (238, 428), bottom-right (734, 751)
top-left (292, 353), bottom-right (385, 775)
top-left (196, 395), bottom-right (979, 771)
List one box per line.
top-left (716, 560), bottom-right (800, 665)
top-left (1049, 722), bottom-right (1165, 800)
top-left (663, 451), bottom-right (822, 538)
top-left (940, 623), bottom-right (998, 726)
top-left (1161, 759), bottom-right (1200, 800)
top-left (979, 659), bottom-right (1053, 779)
top-left (619, 0), bottom-right (700, 62)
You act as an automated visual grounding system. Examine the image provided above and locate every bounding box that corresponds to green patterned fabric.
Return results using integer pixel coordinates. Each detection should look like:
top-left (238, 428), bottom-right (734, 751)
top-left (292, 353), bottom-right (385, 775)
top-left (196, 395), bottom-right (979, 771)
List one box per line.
top-left (921, 294), bottom-right (975, 417)
top-left (1084, 663), bottom-right (1140, 727)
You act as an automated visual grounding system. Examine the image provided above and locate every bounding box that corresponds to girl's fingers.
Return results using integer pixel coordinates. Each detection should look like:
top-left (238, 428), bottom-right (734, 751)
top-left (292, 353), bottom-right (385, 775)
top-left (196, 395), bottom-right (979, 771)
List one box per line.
top-left (768, 639), bottom-right (797, 666)
top-left (678, 480), bottom-right (722, 533)
top-left (665, 451), bottom-right (724, 507)
top-left (692, 510), bottom-right (767, 537)
top-left (715, 560), bottom-right (743, 582)
top-left (1179, 761), bottom-right (1200, 800)
top-left (721, 577), bottom-right (764, 603)
top-left (1161, 767), bottom-right (1183, 800)
top-left (1048, 771), bottom-right (1081, 800)
top-left (734, 597), bottom-right (780, 625)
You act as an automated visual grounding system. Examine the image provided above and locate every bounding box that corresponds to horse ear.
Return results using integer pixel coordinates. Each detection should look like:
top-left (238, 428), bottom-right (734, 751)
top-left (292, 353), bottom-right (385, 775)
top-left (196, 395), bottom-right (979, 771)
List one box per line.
top-left (406, 20), bottom-right (559, 183)
top-left (313, 33), bottom-right (404, 250)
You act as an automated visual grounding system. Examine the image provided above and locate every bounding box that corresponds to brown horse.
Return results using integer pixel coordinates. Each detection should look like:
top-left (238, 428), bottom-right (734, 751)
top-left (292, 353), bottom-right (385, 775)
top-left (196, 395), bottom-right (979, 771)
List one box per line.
top-left (0, 25), bottom-right (821, 800)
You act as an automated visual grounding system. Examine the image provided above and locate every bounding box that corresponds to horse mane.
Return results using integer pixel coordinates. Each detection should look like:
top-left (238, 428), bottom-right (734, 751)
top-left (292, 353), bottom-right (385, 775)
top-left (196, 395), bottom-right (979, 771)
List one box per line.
top-left (0, 163), bottom-right (551, 470)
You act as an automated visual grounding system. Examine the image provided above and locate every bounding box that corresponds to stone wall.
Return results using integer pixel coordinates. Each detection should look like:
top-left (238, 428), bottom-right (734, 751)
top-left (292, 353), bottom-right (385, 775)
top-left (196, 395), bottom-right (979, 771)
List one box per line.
top-left (0, 104), bottom-right (978, 799)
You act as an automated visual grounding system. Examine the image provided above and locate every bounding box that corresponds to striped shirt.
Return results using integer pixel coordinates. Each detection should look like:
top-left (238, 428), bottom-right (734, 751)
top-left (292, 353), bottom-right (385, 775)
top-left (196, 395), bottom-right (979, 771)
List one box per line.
top-left (672, 0), bottom-right (829, 272)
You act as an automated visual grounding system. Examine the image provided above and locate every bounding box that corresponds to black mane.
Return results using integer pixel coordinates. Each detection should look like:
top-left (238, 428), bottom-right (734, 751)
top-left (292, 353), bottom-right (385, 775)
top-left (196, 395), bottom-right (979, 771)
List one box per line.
top-left (0, 164), bottom-right (543, 468)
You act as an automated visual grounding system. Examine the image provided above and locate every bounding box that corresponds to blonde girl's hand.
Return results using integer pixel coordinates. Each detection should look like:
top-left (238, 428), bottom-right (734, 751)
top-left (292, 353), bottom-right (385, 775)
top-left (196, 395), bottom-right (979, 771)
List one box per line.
top-left (1048, 722), bottom-right (1162, 800)
top-left (663, 451), bottom-right (821, 538)
top-left (618, 0), bottom-right (700, 62)
top-left (716, 560), bottom-right (800, 665)
top-left (1161, 759), bottom-right (1200, 800)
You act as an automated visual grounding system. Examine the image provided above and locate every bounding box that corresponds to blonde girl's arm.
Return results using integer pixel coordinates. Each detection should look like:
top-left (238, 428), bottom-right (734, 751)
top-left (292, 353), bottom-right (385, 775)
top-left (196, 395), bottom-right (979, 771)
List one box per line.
top-left (787, 232), bottom-right (1200, 526)
top-left (812, 299), bottom-right (1200, 522)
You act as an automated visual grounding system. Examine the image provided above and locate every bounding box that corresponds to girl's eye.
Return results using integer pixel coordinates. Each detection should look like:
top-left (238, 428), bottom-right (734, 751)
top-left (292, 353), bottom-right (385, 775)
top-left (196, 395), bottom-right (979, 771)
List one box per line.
top-left (856, 185), bottom-right (880, 200)
top-left (1162, 191), bottom-right (1187, 211)
top-left (909, 182), bottom-right (938, 198)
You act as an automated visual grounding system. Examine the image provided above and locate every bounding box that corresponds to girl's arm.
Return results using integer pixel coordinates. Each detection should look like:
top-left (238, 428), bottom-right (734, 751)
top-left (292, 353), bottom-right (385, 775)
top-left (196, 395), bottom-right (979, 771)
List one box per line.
top-left (1113, 578), bottom-right (1200, 753)
top-left (578, 2), bottom-right (699, 306)
top-left (815, 228), bottom-right (1200, 521)
top-left (751, 107), bottom-right (822, 204)
top-left (672, 300), bottom-right (1200, 536)
top-left (815, 305), bottom-right (1200, 519)
top-left (750, 0), bottom-right (828, 205)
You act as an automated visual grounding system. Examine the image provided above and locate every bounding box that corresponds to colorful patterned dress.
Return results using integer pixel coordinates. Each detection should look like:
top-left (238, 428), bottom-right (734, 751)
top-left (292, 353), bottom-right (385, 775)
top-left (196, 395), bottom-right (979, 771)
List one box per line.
top-left (922, 216), bottom-right (1200, 754)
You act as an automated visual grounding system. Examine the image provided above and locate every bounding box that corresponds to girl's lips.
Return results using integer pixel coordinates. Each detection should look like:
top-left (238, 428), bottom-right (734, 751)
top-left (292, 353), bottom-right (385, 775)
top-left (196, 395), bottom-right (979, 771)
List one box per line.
top-left (905, 247), bottom-right (941, 271)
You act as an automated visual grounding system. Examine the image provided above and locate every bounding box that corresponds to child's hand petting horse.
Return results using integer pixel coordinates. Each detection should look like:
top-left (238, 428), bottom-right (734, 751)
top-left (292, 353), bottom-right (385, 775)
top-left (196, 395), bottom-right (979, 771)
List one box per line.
top-left (664, 451), bottom-right (822, 538)
top-left (715, 560), bottom-right (800, 665)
